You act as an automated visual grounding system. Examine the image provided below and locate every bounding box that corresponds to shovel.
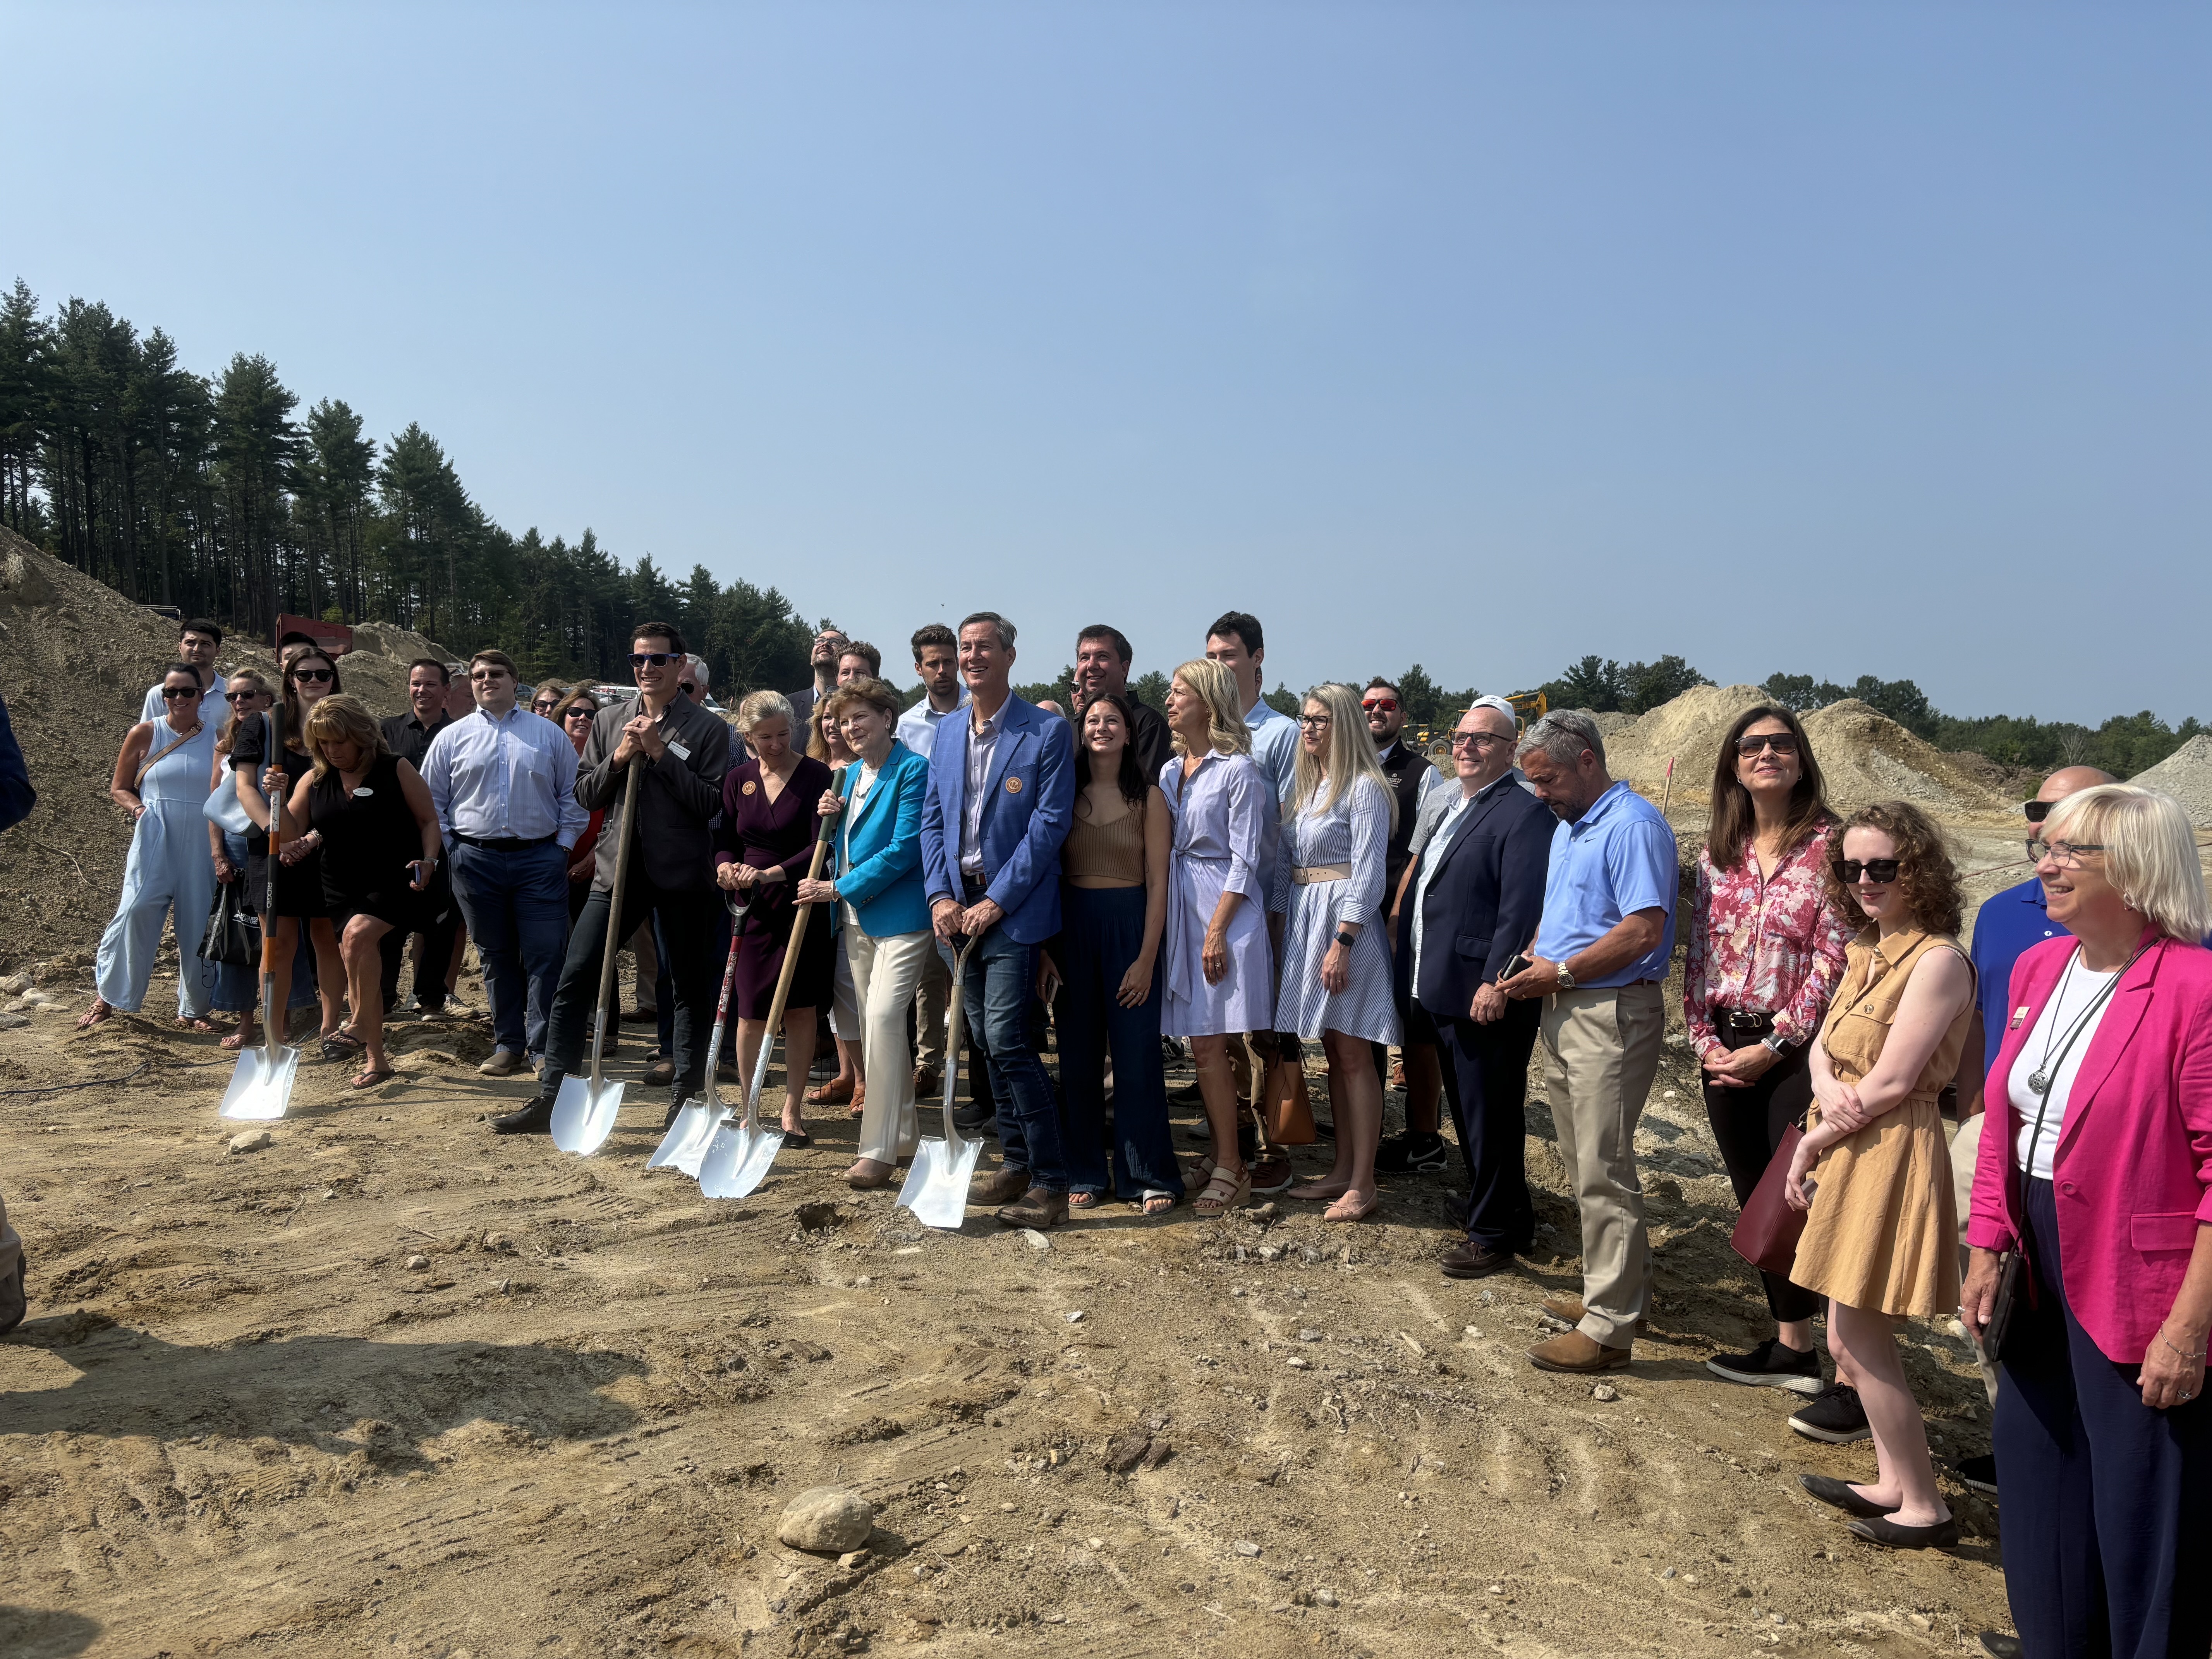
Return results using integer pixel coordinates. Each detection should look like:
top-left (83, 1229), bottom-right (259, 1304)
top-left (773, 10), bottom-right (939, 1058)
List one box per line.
top-left (220, 707), bottom-right (301, 1121)
top-left (550, 759), bottom-right (643, 1156)
top-left (897, 937), bottom-right (982, 1230)
top-left (699, 765), bottom-right (844, 1200)
top-left (648, 889), bottom-right (752, 1175)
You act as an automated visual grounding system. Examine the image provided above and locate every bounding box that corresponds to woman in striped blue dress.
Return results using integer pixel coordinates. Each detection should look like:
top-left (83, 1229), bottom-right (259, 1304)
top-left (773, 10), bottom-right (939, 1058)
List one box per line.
top-left (1275, 681), bottom-right (1400, 1222)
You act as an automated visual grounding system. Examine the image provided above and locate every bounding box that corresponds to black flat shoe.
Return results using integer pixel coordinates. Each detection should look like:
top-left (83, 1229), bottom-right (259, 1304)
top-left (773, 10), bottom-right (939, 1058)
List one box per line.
top-left (1845, 1513), bottom-right (1958, 1551)
top-left (780, 1127), bottom-right (812, 1147)
top-left (491, 1097), bottom-right (556, 1136)
top-left (1799, 1474), bottom-right (1891, 1518)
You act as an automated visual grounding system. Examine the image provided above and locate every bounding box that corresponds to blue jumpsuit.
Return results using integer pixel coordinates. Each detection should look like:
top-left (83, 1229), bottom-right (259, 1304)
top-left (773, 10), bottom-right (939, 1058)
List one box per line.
top-left (93, 719), bottom-right (220, 1018)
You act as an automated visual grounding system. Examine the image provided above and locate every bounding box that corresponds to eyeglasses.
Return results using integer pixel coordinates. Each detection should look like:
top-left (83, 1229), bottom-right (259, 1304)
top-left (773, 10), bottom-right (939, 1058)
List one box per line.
top-left (470, 669), bottom-right (507, 682)
top-left (1832, 857), bottom-right (1902, 884)
top-left (2028, 838), bottom-right (2105, 868)
top-left (161, 685), bottom-right (199, 701)
top-left (629, 651), bottom-right (677, 668)
top-left (1451, 731), bottom-right (1510, 749)
top-left (1735, 733), bottom-right (1799, 759)
top-left (1297, 714), bottom-right (1332, 730)
top-left (292, 667), bottom-right (334, 684)
top-left (1362, 697), bottom-right (1398, 714)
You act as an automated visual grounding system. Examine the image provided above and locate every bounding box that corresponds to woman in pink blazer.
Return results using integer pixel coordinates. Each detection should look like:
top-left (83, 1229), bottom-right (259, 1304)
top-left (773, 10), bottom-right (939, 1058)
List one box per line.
top-left (1962, 784), bottom-right (2212, 1659)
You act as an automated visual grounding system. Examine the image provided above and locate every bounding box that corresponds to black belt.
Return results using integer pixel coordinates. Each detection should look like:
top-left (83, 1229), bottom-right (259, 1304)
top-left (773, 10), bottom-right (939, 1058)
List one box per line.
top-left (1716, 1009), bottom-right (1779, 1044)
top-left (452, 833), bottom-right (555, 851)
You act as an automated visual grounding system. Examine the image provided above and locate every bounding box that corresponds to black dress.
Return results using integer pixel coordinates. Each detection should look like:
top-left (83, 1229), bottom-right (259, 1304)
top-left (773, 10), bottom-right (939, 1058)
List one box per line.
top-left (715, 756), bottom-right (836, 1020)
top-left (312, 753), bottom-right (422, 930)
top-left (232, 716), bottom-right (325, 921)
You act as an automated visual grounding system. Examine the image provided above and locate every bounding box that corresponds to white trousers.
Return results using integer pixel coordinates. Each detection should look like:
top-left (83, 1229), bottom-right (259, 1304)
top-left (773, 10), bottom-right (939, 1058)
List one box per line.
top-left (845, 917), bottom-right (932, 1165)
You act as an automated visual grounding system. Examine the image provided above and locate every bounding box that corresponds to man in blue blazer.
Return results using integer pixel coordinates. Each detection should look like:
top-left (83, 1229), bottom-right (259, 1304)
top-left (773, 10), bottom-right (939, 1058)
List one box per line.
top-left (1400, 698), bottom-right (1554, 1277)
top-left (919, 612), bottom-right (1077, 1227)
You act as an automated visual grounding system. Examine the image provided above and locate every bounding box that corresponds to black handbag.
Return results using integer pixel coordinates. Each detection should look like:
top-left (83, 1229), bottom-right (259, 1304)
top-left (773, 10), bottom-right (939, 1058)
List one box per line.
top-left (197, 879), bottom-right (254, 969)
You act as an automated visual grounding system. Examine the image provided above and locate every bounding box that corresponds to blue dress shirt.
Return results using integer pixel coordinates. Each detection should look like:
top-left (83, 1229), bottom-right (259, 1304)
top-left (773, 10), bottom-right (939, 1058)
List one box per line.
top-left (1532, 781), bottom-right (1679, 986)
top-left (419, 704), bottom-right (589, 848)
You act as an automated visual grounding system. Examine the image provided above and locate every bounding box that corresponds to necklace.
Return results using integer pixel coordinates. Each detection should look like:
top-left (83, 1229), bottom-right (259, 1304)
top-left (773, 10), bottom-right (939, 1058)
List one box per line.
top-left (2027, 944), bottom-right (2142, 1096)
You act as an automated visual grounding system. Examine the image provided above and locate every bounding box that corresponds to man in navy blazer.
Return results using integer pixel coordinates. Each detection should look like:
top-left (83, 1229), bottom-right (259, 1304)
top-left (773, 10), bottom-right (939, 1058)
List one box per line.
top-left (920, 612), bottom-right (1077, 1228)
top-left (1400, 698), bottom-right (1554, 1276)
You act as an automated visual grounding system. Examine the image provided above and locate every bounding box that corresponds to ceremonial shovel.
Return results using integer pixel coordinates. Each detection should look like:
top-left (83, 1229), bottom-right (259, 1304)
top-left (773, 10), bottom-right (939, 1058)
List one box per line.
top-left (646, 889), bottom-right (752, 1176)
top-left (698, 765), bottom-right (844, 1200)
top-left (550, 759), bottom-right (643, 1156)
top-left (220, 706), bottom-right (300, 1121)
top-left (896, 936), bottom-right (981, 1230)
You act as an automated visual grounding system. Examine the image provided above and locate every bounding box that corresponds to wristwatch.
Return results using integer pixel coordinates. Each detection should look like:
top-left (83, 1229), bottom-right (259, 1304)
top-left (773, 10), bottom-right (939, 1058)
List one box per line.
top-left (1555, 961), bottom-right (1577, 990)
top-left (1334, 929), bottom-right (1357, 950)
top-left (1761, 1031), bottom-right (1790, 1054)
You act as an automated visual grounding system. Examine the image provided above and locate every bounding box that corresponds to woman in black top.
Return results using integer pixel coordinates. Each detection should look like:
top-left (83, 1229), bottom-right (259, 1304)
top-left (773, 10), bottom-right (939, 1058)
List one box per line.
top-left (280, 695), bottom-right (440, 1088)
top-left (235, 650), bottom-right (349, 1056)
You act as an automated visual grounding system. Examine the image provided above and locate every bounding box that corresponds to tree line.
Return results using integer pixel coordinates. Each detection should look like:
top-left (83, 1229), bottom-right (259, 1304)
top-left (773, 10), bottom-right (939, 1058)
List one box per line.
top-left (0, 280), bottom-right (814, 694)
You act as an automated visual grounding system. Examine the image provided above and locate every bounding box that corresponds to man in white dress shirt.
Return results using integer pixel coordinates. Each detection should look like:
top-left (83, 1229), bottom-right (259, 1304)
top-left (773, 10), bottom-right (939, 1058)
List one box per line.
top-left (138, 617), bottom-right (227, 731)
top-left (896, 622), bottom-right (967, 1097)
top-left (419, 649), bottom-right (588, 1077)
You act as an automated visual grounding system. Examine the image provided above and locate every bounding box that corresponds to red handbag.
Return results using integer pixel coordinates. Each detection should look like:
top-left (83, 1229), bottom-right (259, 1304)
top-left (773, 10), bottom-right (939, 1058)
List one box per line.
top-left (1730, 1123), bottom-right (1808, 1278)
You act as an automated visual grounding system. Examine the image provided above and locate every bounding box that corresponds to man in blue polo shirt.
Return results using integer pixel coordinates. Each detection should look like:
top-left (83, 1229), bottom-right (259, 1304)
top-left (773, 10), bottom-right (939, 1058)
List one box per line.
top-left (1503, 710), bottom-right (1678, 1375)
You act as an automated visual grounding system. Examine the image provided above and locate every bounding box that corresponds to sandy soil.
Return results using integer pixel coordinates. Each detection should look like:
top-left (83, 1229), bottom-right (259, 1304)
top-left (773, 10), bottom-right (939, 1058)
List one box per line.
top-left (2, 945), bottom-right (2010, 1659)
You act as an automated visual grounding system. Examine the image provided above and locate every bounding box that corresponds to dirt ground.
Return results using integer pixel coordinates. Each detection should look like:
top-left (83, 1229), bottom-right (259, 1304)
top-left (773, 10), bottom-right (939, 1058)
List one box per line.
top-left (2, 938), bottom-right (2014, 1659)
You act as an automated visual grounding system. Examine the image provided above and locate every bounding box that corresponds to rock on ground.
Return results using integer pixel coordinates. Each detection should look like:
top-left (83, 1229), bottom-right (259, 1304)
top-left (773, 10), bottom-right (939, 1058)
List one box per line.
top-left (778, 1486), bottom-right (874, 1553)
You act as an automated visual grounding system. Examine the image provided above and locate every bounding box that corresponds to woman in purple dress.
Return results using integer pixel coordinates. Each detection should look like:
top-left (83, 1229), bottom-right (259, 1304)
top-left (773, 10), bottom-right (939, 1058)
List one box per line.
top-left (714, 691), bottom-right (836, 1144)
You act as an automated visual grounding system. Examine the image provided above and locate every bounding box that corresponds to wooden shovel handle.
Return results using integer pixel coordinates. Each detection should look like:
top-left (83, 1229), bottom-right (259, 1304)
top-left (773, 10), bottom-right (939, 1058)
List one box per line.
top-left (756, 764), bottom-right (845, 1040)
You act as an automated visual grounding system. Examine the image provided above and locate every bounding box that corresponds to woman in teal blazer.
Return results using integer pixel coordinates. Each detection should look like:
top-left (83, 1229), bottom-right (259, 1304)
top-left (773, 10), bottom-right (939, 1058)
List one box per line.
top-left (797, 677), bottom-right (936, 1187)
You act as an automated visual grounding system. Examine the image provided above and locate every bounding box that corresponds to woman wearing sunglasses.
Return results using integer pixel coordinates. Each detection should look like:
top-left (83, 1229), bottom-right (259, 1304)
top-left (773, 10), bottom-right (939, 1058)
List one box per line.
top-left (79, 664), bottom-right (222, 1030)
top-left (1687, 706), bottom-right (1857, 1398)
top-left (206, 670), bottom-right (301, 1050)
top-left (1780, 800), bottom-right (1975, 1549)
top-left (1961, 785), bottom-right (2212, 1656)
top-left (550, 689), bottom-right (606, 924)
top-left (531, 681), bottom-right (567, 721)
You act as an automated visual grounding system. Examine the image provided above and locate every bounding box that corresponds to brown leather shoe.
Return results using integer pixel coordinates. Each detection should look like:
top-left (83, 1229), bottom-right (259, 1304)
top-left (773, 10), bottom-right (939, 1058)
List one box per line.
top-left (1248, 1153), bottom-right (1292, 1195)
top-left (1527, 1330), bottom-right (1633, 1374)
top-left (912, 1063), bottom-right (942, 1099)
top-left (970, 1164), bottom-right (1031, 1206)
top-left (997, 1187), bottom-right (1068, 1229)
top-left (644, 1059), bottom-right (676, 1088)
top-left (477, 1048), bottom-right (524, 1078)
top-left (1439, 1241), bottom-right (1515, 1279)
top-left (1541, 1292), bottom-right (1650, 1335)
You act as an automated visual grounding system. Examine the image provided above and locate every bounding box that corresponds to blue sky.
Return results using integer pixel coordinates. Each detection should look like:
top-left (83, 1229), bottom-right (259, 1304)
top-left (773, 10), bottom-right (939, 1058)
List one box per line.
top-left (10, 3), bottom-right (2207, 720)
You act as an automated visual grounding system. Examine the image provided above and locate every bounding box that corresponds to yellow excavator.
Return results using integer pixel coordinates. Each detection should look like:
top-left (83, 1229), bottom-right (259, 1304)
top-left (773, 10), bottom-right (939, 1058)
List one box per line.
top-left (1409, 690), bottom-right (1547, 756)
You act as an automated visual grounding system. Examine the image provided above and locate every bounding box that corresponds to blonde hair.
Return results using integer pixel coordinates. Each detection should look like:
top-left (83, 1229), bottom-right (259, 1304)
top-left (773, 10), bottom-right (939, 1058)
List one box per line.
top-left (1168, 659), bottom-right (1249, 759)
top-left (1291, 682), bottom-right (1399, 834)
top-left (216, 670), bottom-right (274, 757)
top-left (2045, 784), bottom-right (2212, 943)
top-left (301, 695), bottom-right (387, 780)
top-left (735, 689), bottom-right (795, 735)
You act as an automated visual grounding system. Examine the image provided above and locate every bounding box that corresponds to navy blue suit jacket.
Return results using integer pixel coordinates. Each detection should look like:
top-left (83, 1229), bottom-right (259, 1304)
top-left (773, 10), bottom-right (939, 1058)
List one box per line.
top-left (1402, 778), bottom-right (1554, 1023)
top-left (919, 694), bottom-right (1076, 945)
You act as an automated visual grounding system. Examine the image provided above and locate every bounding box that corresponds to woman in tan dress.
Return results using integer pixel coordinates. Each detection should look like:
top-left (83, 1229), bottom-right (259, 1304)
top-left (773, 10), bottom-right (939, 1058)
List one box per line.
top-left (1782, 800), bottom-right (1974, 1550)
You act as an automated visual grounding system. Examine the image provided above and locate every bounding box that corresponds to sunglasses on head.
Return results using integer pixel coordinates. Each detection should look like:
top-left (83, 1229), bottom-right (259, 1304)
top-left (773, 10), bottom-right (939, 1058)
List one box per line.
top-left (161, 685), bottom-right (199, 700)
top-left (292, 667), bottom-right (334, 684)
top-left (1736, 733), bottom-right (1799, 758)
top-left (1362, 697), bottom-right (1398, 713)
top-left (629, 651), bottom-right (677, 668)
top-left (1832, 857), bottom-right (1902, 884)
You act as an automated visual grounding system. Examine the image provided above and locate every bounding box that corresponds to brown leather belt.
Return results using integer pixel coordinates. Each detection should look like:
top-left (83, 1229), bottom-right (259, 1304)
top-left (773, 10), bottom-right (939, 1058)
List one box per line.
top-left (1291, 863), bottom-right (1352, 885)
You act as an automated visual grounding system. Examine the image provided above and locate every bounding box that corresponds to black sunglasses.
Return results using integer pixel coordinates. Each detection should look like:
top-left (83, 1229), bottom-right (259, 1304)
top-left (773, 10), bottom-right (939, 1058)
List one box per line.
top-left (292, 667), bottom-right (335, 684)
top-left (1832, 857), bottom-right (1902, 884)
top-left (2023, 799), bottom-right (2054, 823)
top-left (629, 651), bottom-right (678, 668)
top-left (223, 690), bottom-right (261, 703)
top-left (160, 685), bottom-right (199, 700)
top-left (563, 705), bottom-right (595, 720)
top-left (1735, 733), bottom-right (1799, 758)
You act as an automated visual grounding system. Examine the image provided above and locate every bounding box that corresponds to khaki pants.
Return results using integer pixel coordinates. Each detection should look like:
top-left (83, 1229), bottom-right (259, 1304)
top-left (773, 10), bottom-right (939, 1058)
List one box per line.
top-left (1539, 982), bottom-right (1664, 1348)
top-left (848, 920), bottom-right (933, 1165)
top-left (1949, 1111), bottom-right (2001, 1405)
top-left (913, 943), bottom-right (950, 1073)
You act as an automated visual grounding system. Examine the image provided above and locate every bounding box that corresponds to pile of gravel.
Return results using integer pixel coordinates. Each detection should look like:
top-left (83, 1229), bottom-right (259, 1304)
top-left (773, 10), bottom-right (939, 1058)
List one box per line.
top-left (2130, 734), bottom-right (2212, 827)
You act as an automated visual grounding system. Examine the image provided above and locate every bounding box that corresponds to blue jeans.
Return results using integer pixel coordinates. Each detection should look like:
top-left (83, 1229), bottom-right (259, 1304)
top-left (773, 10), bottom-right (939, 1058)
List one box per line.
top-left (942, 928), bottom-right (1066, 1192)
top-left (447, 840), bottom-right (568, 1059)
top-left (1054, 886), bottom-right (1180, 1199)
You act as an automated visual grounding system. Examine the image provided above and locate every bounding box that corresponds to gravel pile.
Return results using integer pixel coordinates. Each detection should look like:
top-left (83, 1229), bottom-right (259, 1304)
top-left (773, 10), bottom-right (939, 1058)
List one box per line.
top-left (2129, 734), bottom-right (2212, 827)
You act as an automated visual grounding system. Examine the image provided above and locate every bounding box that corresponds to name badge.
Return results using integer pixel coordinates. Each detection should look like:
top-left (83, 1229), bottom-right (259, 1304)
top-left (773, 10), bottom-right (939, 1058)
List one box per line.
top-left (666, 740), bottom-right (691, 761)
top-left (2010, 1006), bottom-right (2030, 1029)
top-left (351, 786), bottom-right (374, 798)
top-left (1005, 776), bottom-right (1023, 794)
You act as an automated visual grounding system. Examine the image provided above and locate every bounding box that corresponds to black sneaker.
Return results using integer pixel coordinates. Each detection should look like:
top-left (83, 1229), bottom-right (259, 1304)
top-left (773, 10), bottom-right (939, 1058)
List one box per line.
top-left (0, 1245), bottom-right (25, 1336)
top-left (1788, 1381), bottom-right (1871, 1444)
top-left (1705, 1337), bottom-right (1823, 1396)
top-left (1955, 1453), bottom-right (1997, 1497)
top-left (1374, 1130), bottom-right (1448, 1173)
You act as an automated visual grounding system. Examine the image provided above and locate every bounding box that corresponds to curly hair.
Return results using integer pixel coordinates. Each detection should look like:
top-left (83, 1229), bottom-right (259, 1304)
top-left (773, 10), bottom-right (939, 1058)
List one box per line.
top-left (1824, 799), bottom-right (1963, 936)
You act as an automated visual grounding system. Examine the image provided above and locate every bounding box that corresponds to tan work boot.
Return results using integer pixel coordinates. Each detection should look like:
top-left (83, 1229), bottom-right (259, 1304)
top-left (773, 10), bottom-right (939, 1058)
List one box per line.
top-left (1527, 1330), bottom-right (1633, 1374)
top-left (1541, 1292), bottom-right (1649, 1335)
top-left (970, 1164), bottom-right (1030, 1206)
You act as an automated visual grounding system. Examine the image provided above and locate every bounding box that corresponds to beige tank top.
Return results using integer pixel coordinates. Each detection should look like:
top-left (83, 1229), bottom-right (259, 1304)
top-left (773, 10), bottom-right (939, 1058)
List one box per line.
top-left (1065, 798), bottom-right (1146, 886)
top-left (1817, 928), bottom-right (1976, 1101)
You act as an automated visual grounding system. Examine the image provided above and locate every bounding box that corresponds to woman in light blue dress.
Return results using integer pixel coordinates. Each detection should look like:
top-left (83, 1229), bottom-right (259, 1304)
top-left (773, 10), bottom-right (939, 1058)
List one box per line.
top-left (1275, 682), bottom-right (1400, 1221)
top-left (1159, 658), bottom-right (1274, 1216)
top-left (81, 665), bottom-right (220, 1029)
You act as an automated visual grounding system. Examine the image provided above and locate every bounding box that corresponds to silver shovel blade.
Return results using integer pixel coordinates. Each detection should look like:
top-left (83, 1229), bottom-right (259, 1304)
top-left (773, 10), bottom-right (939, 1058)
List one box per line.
top-left (550, 1074), bottom-right (624, 1156)
top-left (218, 1044), bottom-right (301, 1121)
top-left (697, 1117), bottom-right (784, 1200)
top-left (648, 1099), bottom-right (725, 1176)
top-left (897, 1134), bottom-right (983, 1231)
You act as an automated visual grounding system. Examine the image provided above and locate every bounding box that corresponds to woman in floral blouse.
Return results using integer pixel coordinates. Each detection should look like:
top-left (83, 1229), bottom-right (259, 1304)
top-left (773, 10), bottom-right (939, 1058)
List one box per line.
top-left (1686, 704), bottom-right (1856, 1396)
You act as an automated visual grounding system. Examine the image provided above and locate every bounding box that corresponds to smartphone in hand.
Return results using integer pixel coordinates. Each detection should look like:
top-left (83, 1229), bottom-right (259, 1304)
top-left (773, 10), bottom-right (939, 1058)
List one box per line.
top-left (1499, 952), bottom-right (1534, 982)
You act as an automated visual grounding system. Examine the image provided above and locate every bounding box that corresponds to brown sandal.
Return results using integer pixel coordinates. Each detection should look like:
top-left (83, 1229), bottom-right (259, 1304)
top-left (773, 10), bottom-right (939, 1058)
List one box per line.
top-left (1192, 1163), bottom-right (1250, 1217)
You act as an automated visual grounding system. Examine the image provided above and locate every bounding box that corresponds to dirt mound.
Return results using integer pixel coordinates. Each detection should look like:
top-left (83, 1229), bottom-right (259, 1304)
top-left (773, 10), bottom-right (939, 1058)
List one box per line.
top-left (2131, 734), bottom-right (2212, 826)
top-left (0, 527), bottom-right (447, 972)
top-left (1601, 684), bottom-right (2014, 820)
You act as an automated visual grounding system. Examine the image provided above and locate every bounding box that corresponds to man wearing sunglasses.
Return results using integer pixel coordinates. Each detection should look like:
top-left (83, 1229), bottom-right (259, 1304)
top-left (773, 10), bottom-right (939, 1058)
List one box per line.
top-left (379, 660), bottom-right (465, 1022)
top-left (421, 650), bottom-right (589, 1083)
top-left (506, 622), bottom-right (732, 1135)
top-left (137, 617), bottom-right (227, 731)
top-left (788, 625), bottom-right (849, 750)
top-left (1364, 677), bottom-right (1451, 1172)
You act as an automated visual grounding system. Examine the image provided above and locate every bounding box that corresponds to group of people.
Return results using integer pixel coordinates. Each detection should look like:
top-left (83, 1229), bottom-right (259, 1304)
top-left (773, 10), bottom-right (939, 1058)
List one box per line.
top-left (56, 604), bottom-right (2212, 1652)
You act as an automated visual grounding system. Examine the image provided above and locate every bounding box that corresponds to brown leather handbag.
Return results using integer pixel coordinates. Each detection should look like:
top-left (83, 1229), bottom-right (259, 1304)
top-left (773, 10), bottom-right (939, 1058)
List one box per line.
top-left (1731, 1123), bottom-right (1809, 1278)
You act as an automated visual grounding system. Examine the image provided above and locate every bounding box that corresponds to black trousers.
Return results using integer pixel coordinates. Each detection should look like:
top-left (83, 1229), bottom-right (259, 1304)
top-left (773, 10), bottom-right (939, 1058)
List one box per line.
top-left (542, 878), bottom-right (718, 1102)
top-left (1435, 1003), bottom-right (1540, 1252)
top-left (1699, 1038), bottom-right (1820, 1324)
top-left (377, 862), bottom-right (462, 1012)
